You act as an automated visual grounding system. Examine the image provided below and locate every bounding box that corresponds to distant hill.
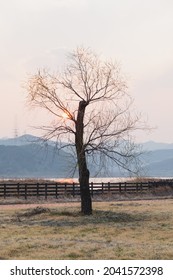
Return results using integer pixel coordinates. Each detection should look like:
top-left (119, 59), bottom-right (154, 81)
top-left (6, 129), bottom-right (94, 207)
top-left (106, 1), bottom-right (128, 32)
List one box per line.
top-left (141, 149), bottom-right (173, 177)
top-left (144, 156), bottom-right (173, 177)
top-left (0, 134), bottom-right (173, 178)
top-left (0, 143), bottom-right (75, 178)
top-left (2, 135), bottom-right (173, 151)
top-left (142, 141), bottom-right (173, 151)
top-left (0, 134), bottom-right (54, 146)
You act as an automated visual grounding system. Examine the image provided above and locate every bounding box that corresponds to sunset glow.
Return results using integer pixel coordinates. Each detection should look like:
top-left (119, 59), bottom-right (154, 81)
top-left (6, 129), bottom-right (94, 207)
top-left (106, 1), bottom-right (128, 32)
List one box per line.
top-left (62, 111), bottom-right (69, 119)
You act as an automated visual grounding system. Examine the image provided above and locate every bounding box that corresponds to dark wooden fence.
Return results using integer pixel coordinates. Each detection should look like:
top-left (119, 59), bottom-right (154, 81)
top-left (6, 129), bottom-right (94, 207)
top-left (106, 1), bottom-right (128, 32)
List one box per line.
top-left (0, 179), bottom-right (173, 200)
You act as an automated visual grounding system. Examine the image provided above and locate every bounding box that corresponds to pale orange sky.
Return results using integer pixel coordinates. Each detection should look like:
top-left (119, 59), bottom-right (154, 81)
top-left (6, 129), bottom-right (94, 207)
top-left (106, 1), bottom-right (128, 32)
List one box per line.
top-left (0, 0), bottom-right (173, 143)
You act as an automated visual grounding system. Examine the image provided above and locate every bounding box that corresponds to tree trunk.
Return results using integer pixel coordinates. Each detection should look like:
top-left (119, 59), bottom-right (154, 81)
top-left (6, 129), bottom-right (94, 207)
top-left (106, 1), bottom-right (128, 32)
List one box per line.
top-left (79, 158), bottom-right (92, 215)
top-left (75, 100), bottom-right (92, 215)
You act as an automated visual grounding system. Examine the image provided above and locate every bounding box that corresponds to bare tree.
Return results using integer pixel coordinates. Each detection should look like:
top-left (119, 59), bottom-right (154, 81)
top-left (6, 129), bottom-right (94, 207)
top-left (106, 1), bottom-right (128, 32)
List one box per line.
top-left (27, 47), bottom-right (143, 215)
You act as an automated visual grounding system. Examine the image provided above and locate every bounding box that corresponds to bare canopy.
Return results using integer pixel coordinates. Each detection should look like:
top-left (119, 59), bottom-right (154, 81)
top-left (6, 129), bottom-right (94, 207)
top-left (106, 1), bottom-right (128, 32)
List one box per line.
top-left (27, 47), bottom-right (143, 214)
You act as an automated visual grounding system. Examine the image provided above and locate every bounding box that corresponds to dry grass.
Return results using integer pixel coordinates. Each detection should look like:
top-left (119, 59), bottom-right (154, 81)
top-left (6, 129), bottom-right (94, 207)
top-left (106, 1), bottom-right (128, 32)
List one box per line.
top-left (0, 199), bottom-right (173, 260)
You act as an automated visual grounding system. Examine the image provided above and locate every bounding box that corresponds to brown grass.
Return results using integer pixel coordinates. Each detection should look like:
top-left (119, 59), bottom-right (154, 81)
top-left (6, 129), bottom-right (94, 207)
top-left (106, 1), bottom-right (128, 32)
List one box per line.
top-left (0, 199), bottom-right (173, 260)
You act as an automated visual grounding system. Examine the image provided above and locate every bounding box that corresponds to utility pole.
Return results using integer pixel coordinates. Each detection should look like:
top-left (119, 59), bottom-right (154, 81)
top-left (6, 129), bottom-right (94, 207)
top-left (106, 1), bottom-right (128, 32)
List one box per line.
top-left (14, 115), bottom-right (19, 140)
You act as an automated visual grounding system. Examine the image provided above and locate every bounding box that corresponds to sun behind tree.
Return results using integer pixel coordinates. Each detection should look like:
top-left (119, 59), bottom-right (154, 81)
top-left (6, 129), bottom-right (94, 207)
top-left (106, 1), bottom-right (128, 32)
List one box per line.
top-left (26, 47), bottom-right (143, 215)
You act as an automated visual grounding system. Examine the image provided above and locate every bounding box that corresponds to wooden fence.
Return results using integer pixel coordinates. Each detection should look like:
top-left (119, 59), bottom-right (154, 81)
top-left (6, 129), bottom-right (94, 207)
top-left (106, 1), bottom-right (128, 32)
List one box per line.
top-left (0, 179), bottom-right (173, 200)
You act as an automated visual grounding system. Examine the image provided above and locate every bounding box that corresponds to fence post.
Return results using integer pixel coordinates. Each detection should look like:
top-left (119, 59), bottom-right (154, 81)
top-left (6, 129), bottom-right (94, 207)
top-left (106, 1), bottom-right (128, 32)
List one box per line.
top-left (25, 184), bottom-right (27, 200)
top-left (45, 183), bottom-right (47, 200)
top-left (148, 181), bottom-right (152, 191)
top-left (124, 182), bottom-right (127, 192)
top-left (72, 182), bottom-right (75, 197)
top-left (90, 182), bottom-right (93, 197)
top-left (55, 183), bottom-right (58, 198)
top-left (17, 183), bottom-right (20, 198)
top-left (65, 183), bottom-right (67, 196)
top-left (119, 183), bottom-right (122, 193)
top-left (108, 182), bottom-right (110, 194)
top-left (4, 184), bottom-right (6, 199)
top-left (140, 182), bottom-right (143, 192)
top-left (102, 182), bottom-right (104, 195)
top-left (37, 183), bottom-right (39, 198)
top-left (136, 183), bottom-right (139, 193)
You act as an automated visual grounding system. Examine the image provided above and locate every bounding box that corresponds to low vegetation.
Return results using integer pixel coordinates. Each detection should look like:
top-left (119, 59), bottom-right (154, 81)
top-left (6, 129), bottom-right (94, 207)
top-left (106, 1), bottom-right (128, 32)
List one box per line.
top-left (0, 199), bottom-right (173, 259)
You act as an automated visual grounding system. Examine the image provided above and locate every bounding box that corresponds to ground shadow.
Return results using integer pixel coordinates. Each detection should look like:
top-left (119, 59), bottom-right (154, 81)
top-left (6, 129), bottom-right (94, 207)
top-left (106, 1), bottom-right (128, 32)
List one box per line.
top-left (12, 207), bottom-right (150, 227)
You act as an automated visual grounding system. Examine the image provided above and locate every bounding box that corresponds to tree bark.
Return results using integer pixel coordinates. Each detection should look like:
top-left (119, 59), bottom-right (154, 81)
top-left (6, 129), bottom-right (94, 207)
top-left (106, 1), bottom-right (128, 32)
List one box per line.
top-left (79, 156), bottom-right (92, 215)
top-left (75, 100), bottom-right (92, 215)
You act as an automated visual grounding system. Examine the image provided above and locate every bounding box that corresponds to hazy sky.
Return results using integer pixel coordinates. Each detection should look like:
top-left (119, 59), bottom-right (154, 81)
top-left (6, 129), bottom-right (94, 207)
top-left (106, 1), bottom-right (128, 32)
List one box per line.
top-left (0, 0), bottom-right (173, 142)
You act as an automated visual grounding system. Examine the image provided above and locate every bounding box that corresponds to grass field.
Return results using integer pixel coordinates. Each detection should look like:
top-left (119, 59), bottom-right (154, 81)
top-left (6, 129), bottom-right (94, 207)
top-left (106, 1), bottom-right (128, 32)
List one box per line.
top-left (0, 199), bottom-right (173, 260)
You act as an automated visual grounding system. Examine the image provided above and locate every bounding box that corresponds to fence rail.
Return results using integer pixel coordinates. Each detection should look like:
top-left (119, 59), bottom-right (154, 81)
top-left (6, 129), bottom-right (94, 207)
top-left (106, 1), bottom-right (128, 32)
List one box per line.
top-left (0, 179), bottom-right (173, 199)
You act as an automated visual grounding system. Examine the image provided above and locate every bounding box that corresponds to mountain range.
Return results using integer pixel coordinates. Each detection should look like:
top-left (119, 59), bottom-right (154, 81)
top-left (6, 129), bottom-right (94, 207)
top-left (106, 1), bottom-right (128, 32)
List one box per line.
top-left (0, 134), bottom-right (173, 178)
